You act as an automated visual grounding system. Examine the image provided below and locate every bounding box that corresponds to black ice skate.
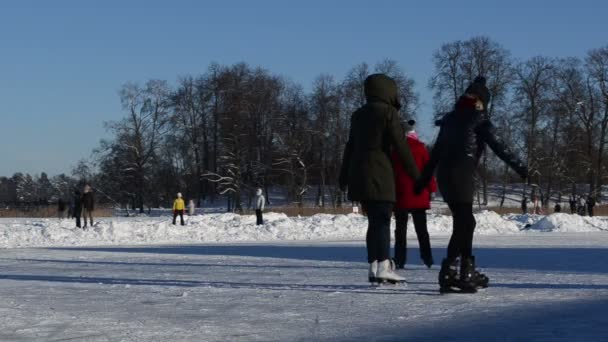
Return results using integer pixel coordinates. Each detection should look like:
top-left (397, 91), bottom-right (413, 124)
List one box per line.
top-left (439, 258), bottom-right (477, 294)
top-left (471, 256), bottom-right (489, 289)
top-left (438, 258), bottom-right (460, 293)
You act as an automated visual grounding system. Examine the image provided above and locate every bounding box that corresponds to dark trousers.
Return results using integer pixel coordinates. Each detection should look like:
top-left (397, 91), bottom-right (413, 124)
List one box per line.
top-left (74, 209), bottom-right (82, 228)
top-left (446, 202), bottom-right (476, 262)
top-left (256, 209), bottom-right (264, 225)
top-left (82, 208), bottom-right (94, 227)
top-left (363, 201), bottom-right (393, 263)
top-left (394, 209), bottom-right (432, 266)
top-left (173, 210), bottom-right (185, 225)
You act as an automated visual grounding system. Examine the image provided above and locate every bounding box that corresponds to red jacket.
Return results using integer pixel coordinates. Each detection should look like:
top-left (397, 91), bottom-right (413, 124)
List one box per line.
top-left (392, 134), bottom-right (437, 209)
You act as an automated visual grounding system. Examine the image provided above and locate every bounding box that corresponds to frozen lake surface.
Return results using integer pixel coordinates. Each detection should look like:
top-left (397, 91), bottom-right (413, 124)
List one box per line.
top-left (1, 232), bottom-right (607, 341)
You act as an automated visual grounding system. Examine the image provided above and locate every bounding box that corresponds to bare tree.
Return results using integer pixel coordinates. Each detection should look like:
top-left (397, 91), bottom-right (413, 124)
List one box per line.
top-left (586, 46), bottom-right (608, 199)
top-left (103, 80), bottom-right (171, 212)
top-left (513, 56), bottom-right (555, 203)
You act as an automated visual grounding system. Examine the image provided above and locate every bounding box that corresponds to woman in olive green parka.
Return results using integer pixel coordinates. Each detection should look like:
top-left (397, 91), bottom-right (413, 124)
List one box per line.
top-left (339, 73), bottom-right (419, 283)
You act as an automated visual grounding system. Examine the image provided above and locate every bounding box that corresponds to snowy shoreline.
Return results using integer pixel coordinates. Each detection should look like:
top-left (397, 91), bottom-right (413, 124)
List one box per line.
top-left (1, 211), bottom-right (607, 249)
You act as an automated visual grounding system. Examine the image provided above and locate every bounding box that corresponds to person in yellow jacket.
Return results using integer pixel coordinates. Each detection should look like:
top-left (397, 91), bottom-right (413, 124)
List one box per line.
top-left (173, 192), bottom-right (185, 226)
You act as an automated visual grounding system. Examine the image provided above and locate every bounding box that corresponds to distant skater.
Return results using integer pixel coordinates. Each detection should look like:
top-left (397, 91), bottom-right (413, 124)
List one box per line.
top-left (188, 199), bottom-right (196, 217)
top-left (254, 188), bottom-right (265, 225)
top-left (82, 185), bottom-right (95, 228)
top-left (569, 195), bottom-right (576, 214)
top-left (587, 194), bottom-right (596, 217)
top-left (173, 192), bottom-right (185, 225)
top-left (73, 190), bottom-right (83, 228)
top-left (57, 199), bottom-right (66, 219)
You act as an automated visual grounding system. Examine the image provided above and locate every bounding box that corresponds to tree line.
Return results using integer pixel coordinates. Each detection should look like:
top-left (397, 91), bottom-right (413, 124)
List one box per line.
top-left (1, 36), bottom-right (607, 212)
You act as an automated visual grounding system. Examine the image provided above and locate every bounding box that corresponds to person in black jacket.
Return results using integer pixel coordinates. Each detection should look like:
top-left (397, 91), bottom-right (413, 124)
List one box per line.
top-left (587, 194), bottom-right (596, 217)
top-left (73, 190), bottom-right (83, 228)
top-left (81, 185), bottom-right (95, 228)
top-left (57, 199), bottom-right (66, 219)
top-left (340, 73), bottom-right (420, 284)
top-left (415, 76), bottom-right (528, 293)
top-left (569, 195), bottom-right (577, 214)
top-left (554, 202), bottom-right (562, 213)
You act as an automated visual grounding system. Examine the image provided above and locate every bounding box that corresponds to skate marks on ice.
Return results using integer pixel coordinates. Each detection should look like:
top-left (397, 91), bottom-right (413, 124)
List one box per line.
top-left (0, 272), bottom-right (433, 296)
top-left (1, 236), bottom-right (608, 341)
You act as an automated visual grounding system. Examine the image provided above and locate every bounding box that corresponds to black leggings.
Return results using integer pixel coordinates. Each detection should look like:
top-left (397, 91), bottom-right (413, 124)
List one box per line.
top-left (394, 209), bottom-right (432, 265)
top-left (173, 210), bottom-right (185, 225)
top-left (446, 202), bottom-right (476, 262)
top-left (363, 201), bottom-right (393, 263)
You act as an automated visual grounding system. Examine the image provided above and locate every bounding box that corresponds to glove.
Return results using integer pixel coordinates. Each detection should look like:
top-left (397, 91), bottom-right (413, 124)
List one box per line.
top-left (414, 179), bottom-right (426, 195)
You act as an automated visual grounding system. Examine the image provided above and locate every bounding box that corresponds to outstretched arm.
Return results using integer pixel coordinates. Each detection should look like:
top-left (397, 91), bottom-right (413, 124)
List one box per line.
top-left (415, 127), bottom-right (445, 193)
top-left (477, 120), bottom-right (528, 179)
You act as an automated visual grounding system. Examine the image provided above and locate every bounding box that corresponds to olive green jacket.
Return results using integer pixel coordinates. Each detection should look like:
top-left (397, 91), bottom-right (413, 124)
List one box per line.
top-left (339, 74), bottom-right (419, 202)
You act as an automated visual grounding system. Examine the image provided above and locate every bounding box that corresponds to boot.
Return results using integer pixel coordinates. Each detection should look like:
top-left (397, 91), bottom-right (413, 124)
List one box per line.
top-left (393, 233), bottom-right (406, 269)
top-left (470, 256), bottom-right (489, 288)
top-left (422, 256), bottom-right (434, 269)
top-left (438, 258), bottom-right (458, 290)
top-left (368, 260), bottom-right (378, 283)
top-left (376, 259), bottom-right (406, 284)
top-left (456, 257), bottom-right (478, 293)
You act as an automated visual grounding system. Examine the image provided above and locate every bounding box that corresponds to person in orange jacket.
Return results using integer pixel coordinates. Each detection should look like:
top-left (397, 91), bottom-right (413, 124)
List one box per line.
top-left (173, 192), bottom-right (185, 226)
top-left (392, 120), bottom-right (437, 269)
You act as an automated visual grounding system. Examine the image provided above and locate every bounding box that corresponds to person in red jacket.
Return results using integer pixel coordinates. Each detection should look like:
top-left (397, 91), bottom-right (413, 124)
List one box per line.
top-left (392, 120), bottom-right (437, 269)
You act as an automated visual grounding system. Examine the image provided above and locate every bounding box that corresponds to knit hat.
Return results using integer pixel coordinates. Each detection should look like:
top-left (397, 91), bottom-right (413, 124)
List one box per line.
top-left (177, 192), bottom-right (182, 198)
top-left (405, 119), bottom-right (417, 133)
top-left (464, 76), bottom-right (490, 111)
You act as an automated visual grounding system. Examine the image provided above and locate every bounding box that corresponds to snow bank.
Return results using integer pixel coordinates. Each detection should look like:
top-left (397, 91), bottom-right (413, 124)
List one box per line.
top-left (0, 211), bottom-right (605, 248)
top-left (526, 213), bottom-right (608, 232)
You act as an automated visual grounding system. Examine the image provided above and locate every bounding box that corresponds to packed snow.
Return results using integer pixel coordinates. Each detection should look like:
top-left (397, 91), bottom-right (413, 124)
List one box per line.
top-left (1, 211), bottom-right (607, 249)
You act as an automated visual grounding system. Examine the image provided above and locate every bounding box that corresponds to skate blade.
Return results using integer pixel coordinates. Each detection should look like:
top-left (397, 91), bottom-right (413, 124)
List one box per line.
top-left (476, 284), bottom-right (489, 290)
top-left (373, 280), bottom-right (407, 288)
top-left (440, 286), bottom-right (477, 294)
top-left (370, 276), bottom-right (405, 285)
top-left (376, 278), bottom-right (407, 285)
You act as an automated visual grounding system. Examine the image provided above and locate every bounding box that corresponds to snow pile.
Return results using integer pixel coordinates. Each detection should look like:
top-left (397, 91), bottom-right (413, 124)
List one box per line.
top-left (0, 211), bottom-right (606, 248)
top-left (426, 210), bottom-right (520, 235)
top-left (527, 213), bottom-right (608, 232)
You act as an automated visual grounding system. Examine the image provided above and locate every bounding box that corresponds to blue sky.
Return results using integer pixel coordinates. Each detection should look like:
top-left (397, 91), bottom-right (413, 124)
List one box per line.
top-left (0, 0), bottom-right (606, 176)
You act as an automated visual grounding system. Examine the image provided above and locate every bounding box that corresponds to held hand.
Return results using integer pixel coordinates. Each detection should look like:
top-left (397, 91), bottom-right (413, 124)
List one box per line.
top-left (414, 179), bottom-right (426, 195)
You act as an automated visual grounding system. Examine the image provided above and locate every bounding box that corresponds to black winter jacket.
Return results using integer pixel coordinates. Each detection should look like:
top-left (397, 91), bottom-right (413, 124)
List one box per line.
top-left (420, 98), bottom-right (527, 204)
top-left (82, 192), bottom-right (95, 211)
top-left (73, 193), bottom-right (83, 214)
